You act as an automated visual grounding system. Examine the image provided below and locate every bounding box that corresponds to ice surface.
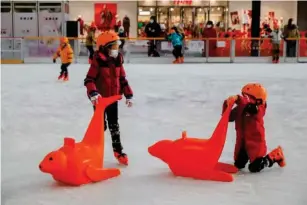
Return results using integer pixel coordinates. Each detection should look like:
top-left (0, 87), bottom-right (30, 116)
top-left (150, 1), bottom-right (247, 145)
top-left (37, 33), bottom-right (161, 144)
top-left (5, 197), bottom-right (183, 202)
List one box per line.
top-left (1, 63), bottom-right (307, 205)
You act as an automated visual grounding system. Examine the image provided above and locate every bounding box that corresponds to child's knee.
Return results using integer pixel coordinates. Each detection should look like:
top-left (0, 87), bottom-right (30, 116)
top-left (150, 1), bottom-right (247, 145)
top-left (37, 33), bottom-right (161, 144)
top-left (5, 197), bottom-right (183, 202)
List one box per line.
top-left (234, 159), bottom-right (248, 169)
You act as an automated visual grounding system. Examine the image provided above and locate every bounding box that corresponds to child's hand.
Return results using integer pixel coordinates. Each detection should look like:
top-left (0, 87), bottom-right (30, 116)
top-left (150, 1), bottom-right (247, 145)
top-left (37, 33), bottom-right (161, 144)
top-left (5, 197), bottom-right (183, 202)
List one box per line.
top-left (243, 103), bottom-right (258, 115)
top-left (89, 91), bottom-right (101, 105)
top-left (226, 95), bottom-right (239, 106)
top-left (126, 99), bottom-right (133, 107)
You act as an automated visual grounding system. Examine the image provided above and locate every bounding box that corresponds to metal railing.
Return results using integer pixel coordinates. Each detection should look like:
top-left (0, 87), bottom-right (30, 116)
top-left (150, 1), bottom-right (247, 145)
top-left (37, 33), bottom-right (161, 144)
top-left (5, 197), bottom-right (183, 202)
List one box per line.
top-left (1, 36), bottom-right (307, 64)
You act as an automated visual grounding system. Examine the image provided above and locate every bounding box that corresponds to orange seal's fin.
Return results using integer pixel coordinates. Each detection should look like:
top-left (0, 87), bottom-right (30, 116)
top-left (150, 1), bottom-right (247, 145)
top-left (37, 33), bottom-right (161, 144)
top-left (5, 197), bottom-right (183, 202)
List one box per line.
top-left (86, 165), bottom-right (121, 182)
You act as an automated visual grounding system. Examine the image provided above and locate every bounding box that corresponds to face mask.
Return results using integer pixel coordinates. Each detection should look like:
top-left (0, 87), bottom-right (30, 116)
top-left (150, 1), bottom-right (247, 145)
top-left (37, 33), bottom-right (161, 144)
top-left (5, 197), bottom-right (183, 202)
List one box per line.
top-left (110, 49), bottom-right (119, 58)
top-left (119, 30), bottom-right (124, 33)
top-left (206, 25), bottom-right (212, 28)
top-left (150, 19), bottom-right (154, 23)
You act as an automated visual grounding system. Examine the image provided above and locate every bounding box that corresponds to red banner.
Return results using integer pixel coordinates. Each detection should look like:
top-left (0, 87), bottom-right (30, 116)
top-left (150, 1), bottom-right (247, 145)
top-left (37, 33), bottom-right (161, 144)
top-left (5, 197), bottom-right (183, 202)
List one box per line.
top-left (174, 0), bottom-right (192, 5)
top-left (94, 3), bottom-right (117, 31)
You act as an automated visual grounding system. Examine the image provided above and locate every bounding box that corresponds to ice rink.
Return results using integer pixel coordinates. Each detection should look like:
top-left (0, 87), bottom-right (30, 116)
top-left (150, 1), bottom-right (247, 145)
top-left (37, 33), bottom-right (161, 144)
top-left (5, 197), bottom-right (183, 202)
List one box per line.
top-left (1, 63), bottom-right (307, 205)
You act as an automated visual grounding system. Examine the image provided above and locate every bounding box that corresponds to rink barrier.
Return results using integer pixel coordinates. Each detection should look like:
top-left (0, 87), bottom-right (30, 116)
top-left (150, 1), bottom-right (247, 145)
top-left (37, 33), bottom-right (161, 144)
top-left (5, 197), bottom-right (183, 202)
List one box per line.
top-left (1, 37), bottom-right (24, 64)
top-left (1, 37), bottom-right (306, 64)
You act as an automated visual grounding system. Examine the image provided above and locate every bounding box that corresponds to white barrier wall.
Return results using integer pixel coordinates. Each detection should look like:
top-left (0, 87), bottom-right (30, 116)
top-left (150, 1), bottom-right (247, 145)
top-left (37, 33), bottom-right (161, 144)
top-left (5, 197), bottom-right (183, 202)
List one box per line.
top-left (13, 12), bottom-right (38, 38)
top-left (1, 12), bottom-right (13, 38)
top-left (38, 10), bottom-right (63, 37)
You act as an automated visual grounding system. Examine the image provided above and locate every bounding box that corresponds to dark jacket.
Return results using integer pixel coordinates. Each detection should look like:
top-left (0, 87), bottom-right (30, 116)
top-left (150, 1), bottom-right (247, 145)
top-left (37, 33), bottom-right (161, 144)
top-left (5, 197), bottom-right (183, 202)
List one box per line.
top-left (123, 17), bottom-right (130, 30)
top-left (145, 20), bottom-right (161, 38)
top-left (84, 52), bottom-right (133, 99)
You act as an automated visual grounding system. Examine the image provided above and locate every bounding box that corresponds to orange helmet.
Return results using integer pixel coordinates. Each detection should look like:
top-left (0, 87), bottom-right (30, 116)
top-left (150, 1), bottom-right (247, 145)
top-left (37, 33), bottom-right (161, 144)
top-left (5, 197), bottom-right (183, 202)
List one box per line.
top-left (96, 30), bottom-right (119, 49)
top-left (60, 37), bottom-right (68, 44)
top-left (241, 83), bottom-right (267, 104)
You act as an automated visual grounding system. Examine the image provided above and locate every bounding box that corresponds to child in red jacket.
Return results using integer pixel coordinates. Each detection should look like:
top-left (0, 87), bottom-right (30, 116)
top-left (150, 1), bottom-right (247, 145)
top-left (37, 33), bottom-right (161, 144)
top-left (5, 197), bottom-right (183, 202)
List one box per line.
top-left (223, 83), bottom-right (286, 172)
top-left (84, 30), bottom-right (133, 165)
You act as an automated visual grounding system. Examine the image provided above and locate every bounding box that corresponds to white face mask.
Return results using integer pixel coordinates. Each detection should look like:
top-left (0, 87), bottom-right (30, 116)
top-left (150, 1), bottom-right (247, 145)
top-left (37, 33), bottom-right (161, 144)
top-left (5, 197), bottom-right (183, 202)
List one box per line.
top-left (207, 25), bottom-right (212, 28)
top-left (150, 19), bottom-right (154, 23)
top-left (110, 49), bottom-right (119, 58)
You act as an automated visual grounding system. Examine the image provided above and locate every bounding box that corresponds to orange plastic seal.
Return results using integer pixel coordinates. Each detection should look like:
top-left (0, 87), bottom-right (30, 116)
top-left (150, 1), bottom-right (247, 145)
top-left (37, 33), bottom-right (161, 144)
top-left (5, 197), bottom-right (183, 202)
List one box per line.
top-left (148, 100), bottom-right (238, 182)
top-left (39, 95), bottom-right (122, 186)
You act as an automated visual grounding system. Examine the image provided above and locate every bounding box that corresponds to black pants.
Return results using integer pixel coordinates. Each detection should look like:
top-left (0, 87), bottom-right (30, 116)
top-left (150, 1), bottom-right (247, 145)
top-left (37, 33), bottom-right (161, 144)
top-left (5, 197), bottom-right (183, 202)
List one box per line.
top-left (94, 101), bottom-right (123, 153)
top-left (272, 44), bottom-right (280, 61)
top-left (234, 146), bottom-right (271, 173)
top-left (148, 40), bottom-right (160, 57)
top-left (172, 45), bottom-right (183, 59)
top-left (86, 46), bottom-right (95, 60)
top-left (60, 63), bottom-right (70, 76)
top-left (119, 39), bottom-right (125, 50)
top-left (286, 41), bottom-right (296, 57)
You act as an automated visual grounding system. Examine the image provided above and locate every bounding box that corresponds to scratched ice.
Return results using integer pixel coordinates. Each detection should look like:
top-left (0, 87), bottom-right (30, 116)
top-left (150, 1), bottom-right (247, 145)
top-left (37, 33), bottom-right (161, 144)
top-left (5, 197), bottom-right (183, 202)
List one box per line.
top-left (2, 63), bottom-right (307, 205)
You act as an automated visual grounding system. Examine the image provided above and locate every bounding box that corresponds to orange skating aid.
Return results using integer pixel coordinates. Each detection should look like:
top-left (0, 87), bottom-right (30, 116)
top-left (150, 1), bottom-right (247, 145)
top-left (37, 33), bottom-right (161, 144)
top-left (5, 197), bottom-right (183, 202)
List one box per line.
top-left (39, 95), bottom-right (122, 186)
top-left (148, 100), bottom-right (238, 182)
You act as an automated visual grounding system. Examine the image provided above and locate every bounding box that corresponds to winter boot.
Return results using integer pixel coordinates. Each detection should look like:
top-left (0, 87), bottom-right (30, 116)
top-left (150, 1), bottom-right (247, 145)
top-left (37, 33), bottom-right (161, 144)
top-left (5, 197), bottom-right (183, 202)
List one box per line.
top-left (267, 146), bottom-right (286, 167)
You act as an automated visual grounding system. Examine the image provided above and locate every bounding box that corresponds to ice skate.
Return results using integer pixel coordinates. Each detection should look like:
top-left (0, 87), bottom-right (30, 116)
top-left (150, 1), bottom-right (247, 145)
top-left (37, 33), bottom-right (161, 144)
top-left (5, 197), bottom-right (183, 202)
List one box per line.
top-left (58, 74), bottom-right (64, 80)
top-left (268, 146), bottom-right (286, 167)
top-left (173, 59), bottom-right (180, 64)
top-left (179, 57), bottom-right (184, 63)
top-left (114, 151), bottom-right (128, 165)
top-left (63, 75), bottom-right (69, 81)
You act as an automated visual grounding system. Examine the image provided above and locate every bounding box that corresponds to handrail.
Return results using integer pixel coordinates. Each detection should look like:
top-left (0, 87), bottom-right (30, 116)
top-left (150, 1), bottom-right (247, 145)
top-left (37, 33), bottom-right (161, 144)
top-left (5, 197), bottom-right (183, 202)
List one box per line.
top-left (18, 36), bottom-right (307, 41)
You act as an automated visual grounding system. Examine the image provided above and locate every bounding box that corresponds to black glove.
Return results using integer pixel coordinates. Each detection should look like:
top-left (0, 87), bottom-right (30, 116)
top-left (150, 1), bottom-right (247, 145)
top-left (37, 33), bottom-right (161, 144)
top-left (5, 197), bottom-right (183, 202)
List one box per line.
top-left (53, 59), bottom-right (56, 63)
top-left (244, 103), bottom-right (258, 115)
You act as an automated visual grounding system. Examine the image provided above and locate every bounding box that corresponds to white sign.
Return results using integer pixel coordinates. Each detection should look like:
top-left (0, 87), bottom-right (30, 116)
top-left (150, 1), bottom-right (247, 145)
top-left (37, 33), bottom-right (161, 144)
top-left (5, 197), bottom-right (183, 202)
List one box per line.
top-left (161, 41), bottom-right (173, 51)
top-left (186, 41), bottom-right (204, 52)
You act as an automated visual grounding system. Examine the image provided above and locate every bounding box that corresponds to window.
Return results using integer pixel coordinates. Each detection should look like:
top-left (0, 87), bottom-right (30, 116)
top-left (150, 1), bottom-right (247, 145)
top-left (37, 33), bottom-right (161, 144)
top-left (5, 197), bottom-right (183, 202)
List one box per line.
top-left (1, 2), bottom-right (11, 12)
top-left (39, 2), bottom-right (62, 13)
top-left (137, 0), bottom-right (229, 36)
top-left (14, 2), bottom-right (37, 13)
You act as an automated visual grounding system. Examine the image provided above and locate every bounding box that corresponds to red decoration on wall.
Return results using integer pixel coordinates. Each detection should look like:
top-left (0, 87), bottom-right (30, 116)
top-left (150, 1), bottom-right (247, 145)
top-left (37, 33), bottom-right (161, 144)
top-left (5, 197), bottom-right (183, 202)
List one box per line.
top-left (174, 0), bottom-right (193, 5)
top-left (94, 3), bottom-right (117, 31)
top-left (230, 11), bottom-right (240, 25)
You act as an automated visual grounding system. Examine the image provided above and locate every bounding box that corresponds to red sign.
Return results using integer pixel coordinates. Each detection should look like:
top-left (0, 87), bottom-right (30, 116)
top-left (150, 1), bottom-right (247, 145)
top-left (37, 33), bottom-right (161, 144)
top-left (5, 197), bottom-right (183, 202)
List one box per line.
top-left (174, 0), bottom-right (193, 5)
top-left (94, 3), bottom-right (117, 31)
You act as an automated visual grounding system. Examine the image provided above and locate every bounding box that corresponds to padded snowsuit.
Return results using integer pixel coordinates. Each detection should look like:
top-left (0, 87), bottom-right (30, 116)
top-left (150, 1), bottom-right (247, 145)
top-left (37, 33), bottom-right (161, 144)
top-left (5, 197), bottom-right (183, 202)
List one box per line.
top-left (228, 95), bottom-right (267, 163)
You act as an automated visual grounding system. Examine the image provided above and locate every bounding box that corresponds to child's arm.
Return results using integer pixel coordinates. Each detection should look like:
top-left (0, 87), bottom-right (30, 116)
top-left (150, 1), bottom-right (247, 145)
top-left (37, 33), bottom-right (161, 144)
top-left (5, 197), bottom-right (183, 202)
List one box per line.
top-left (52, 47), bottom-right (60, 62)
top-left (84, 58), bottom-right (99, 97)
top-left (167, 33), bottom-right (172, 41)
top-left (118, 54), bottom-right (133, 99)
top-left (257, 102), bottom-right (267, 118)
top-left (222, 99), bottom-right (238, 122)
top-left (66, 45), bottom-right (74, 62)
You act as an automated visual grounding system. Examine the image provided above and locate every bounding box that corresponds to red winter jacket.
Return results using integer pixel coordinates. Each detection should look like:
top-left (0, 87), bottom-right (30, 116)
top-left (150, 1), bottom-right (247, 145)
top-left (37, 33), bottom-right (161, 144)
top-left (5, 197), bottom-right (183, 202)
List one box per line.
top-left (202, 27), bottom-right (217, 57)
top-left (227, 96), bottom-right (267, 162)
top-left (84, 52), bottom-right (133, 99)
